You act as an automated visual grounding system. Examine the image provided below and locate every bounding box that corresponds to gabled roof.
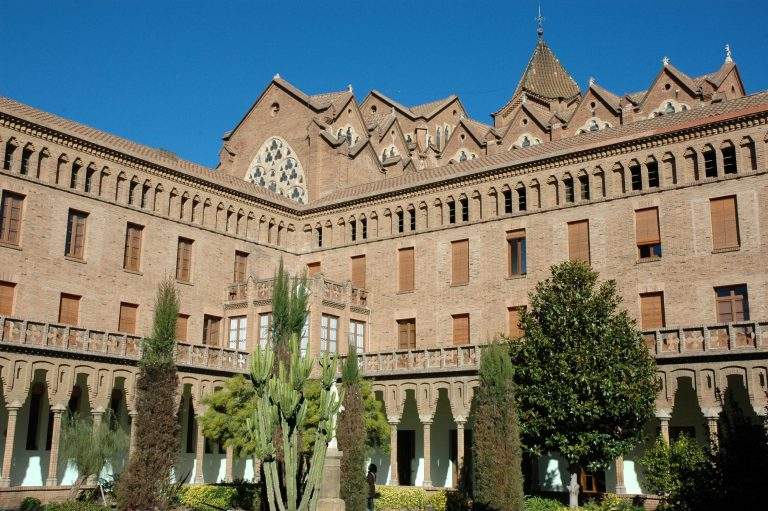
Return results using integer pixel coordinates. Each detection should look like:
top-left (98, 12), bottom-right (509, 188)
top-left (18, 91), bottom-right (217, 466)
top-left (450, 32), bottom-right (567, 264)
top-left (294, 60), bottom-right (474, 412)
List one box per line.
top-left (633, 63), bottom-right (700, 109)
top-left (494, 39), bottom-right (580, 118)
top-left (461, 117), bottom-right (496, 143)
top-left (588, 82), bottom-right (622, 113)
top-left (364, 90), bottom-right (417, 118)
top-left (410, 95), bottom-right (458, 118)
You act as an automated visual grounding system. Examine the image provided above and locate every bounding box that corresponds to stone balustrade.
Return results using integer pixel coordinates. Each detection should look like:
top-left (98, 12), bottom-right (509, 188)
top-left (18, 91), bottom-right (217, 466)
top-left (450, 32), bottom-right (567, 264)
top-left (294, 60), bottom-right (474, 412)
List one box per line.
top-left (643, 320), bottom-right (768, 358)
top-left (225, 275), bottom-right (368, 309)
top-left (0, 315), bottom-right (250, 373)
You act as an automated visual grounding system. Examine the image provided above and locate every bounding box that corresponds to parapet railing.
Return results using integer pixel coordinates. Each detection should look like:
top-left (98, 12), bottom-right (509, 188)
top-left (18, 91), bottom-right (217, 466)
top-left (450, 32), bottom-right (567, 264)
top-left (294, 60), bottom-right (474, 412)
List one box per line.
top-left (0, 315), bottom-right (250, 373)
top-left (643, 320), bottom-right (768, 358)
top-left (225, 275), bottom-right (368, 308)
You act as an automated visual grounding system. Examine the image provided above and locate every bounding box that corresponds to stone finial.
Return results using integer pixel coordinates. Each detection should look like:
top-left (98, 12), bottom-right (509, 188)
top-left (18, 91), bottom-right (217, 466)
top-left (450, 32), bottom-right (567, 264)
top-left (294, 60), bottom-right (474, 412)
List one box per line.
top-left (588, 76), bottom-right (595, 87)
top-left (725, 44), bottom-right (733, 63)
top-left (273, 73), bottom-right (281, 80)
top-left (662, 56), bottom-right (669, 66)
top-left (347, 84), bottom-right (353, 93)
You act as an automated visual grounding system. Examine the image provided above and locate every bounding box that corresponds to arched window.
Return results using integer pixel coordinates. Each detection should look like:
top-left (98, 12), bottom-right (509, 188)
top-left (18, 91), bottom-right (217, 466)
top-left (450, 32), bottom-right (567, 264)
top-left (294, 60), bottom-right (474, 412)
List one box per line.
top-left (589, 120), bottom-right (599, 132)
top-left (522, 136), bottom-right (531, 147)
top-left (664, 102), bottom-right (675, 114)
top-left (246, 137), bottom-right (307, 204)
top-left (460, 150), bottom-right (468, 161)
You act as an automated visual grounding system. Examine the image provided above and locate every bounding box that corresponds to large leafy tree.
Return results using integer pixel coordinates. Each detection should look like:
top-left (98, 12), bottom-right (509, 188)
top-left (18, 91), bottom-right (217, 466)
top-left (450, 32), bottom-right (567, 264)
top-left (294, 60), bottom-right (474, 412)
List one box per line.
top-left (510, 261), bottom-right (657, 507)
top-left (472, 342), bottom-right (524, 511)
top-left (337, 347), bottom-right (367, 511)
top-left (117, 278), bottom-right (181, 510)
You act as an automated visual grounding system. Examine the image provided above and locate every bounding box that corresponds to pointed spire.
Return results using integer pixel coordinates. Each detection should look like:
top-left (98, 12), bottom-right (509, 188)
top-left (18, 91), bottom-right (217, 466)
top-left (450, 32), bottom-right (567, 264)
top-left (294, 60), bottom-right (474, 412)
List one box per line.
top-left (725, 44), bottom-right (733, 63)
top-left (535, 4), bottom-right (545, 40)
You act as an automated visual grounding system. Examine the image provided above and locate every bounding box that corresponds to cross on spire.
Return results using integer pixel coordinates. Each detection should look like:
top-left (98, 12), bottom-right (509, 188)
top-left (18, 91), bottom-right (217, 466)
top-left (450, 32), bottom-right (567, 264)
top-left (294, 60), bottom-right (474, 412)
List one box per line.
top-left (535, 4), bottom-right (545, 40)
top-left (725, 44), bottom-right (733, 63)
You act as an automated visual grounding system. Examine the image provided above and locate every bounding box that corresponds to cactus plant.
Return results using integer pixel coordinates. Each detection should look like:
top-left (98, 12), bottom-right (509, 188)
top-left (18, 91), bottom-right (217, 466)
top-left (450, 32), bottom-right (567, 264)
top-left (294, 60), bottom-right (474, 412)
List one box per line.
top-left (248, 334), bottom-right (343, 511)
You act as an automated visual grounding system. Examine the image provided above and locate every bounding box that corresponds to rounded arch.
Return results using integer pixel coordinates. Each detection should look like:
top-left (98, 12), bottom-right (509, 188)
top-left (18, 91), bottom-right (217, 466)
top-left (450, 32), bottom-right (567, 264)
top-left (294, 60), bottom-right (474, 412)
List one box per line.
top-left (246, 136), bottom-right (307, 204)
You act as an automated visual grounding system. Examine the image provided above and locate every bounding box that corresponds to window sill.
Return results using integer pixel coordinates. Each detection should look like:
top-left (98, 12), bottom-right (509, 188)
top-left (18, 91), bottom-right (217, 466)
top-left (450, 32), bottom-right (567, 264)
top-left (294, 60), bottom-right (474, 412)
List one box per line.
top-left (176, 279), bottom-right (194, 286)
top-left (0, 241), bottom-right (22, 251)
top-left (64, 256), bottom-right (86, 264)
top-left (123, 268), bottom-right (144, 276)
top-left (636, 256), bottom-right (662, 264)
top-left (450, 283), bottom-right (469, 288)
top-left (396, 289), bottom-right (415, 295)
top-left (712, 246), bottom-right (740, 254)
top-left (506, 273), bottom-right (527, 280)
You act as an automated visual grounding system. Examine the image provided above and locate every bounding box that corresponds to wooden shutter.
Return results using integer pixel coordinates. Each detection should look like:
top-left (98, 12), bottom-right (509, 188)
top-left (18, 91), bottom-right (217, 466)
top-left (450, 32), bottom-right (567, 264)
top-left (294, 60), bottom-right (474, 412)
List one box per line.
top-left (508, 306), bottom-right (525, 339)
top-left (635, 208), bottom-right (660, 245)
top-left (0, 192), bottom-right (23, 245)
top-left (176, 314), bottom-right (189, 341)
top-left (716, 287), bottom-right (746, 323)
top-left (397, 319), bottom-right (416, 349)
top-left (176, 238), bottom-right (192, 282)
top-left (640, 292), bottom-right (665, 329)
top-left (452, 314), bottom-right (470, 345)
top-left (66, 210), bottom-right (87, 258)
top-left (234, 251), bottom-right (248, 283)
top-left (203, 315), bottom-right (221, 346)
top-left (351, 255), bottom-right (366, 288)
top-left (307, 262), bottom-right (321, 277)
top-left (710, 196), bottom-right (739, 250)
top-left (451, 240), bottom-right (469, 285)
top-left (123, 224), bottom-right (143, 271)
top-left (58, 293), bottom-right (80, 325)
top-left (568, 220), bottom-right (590, 264)
top-left (118, 302), bottom-right (138, 334)
top-left (398, 248), bottom-right (414, 292)
top-left (0, 281), bottom-right (15, 315)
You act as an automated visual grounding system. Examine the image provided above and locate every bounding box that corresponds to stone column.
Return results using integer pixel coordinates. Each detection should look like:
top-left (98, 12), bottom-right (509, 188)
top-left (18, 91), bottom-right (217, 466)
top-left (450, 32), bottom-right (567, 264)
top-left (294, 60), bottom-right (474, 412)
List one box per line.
top-left (194, 415), bottom-right (205, 483)
top-left (0, 405), bottom-right (20, 487)
top-left (46, 407), bottom-right (65, 486)
top-left (706, 414), bottom-right (719, 445)
top-left (658, 412), bottom-right (671, 444)
top-left (614, 456), bottom-right (626, 494)
top-left (225, 446), bottom-right (234, 483)
top-left (317, 444), bottom-right (345, 511)
top-left (128, 411), bottom-right (138, 458)
top-left (455, 419), bottom-right (465, 488)
top-left (421, 418), bottom-right (432, 487)
top-left (388, 420), bottom-right (399, 485)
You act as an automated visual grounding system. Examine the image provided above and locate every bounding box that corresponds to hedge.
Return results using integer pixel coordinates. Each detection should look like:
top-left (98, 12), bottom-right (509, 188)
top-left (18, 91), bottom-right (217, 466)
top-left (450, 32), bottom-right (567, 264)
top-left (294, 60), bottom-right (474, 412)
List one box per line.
top-left (179, 481), bottom-right (260, 511)
top-left (374, 486), bottom-right (467, 511)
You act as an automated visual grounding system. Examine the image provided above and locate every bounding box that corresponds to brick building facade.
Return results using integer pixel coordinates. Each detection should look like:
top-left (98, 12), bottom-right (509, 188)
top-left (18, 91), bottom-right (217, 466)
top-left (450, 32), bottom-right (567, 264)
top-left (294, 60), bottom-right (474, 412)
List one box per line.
top-left (0, 34), bottom-right (766, 504)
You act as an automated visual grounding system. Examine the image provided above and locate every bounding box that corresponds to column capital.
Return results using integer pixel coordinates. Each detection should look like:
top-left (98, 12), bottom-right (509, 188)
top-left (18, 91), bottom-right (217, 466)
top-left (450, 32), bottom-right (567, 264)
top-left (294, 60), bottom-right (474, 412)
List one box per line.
top-left (455, 417), bottom-right (467, 426)
top-left (419, 416), bottom-right (433, 425)
top-left (387, 417), bottom-right (400, 425)
top-left (655, 410), bottom-right (672, 420)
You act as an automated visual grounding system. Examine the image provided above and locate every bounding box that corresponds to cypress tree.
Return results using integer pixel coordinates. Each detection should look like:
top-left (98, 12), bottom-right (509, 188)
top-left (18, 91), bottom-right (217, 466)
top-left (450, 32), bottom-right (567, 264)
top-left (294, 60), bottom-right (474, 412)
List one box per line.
top-left (117, 278), bottom-right (181, 510)
top-left (472, 342), bottom-right (524, 511)
top-left (337, 346), bottom-right (367, 511)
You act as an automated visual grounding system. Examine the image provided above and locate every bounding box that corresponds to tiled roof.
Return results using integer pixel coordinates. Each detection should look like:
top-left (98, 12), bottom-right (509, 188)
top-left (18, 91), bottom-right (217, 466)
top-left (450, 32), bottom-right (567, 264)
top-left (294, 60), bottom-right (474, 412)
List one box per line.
top-left (461, 117), bottom-right (494, 143)
top-left (409, 95), bottom-right (457, 118)
top-left (695, 61), bottom-right (735, 88)
top-left (0, 96), bottom-right (299, 209)
top-left (514, 40), bottom-right (580, 100)
top-left (311, 90), bottom-right (768, 208)
top-left (367, 90), bottom-right (417, 118)
top-left (589, 83), bottom-right (622, 112)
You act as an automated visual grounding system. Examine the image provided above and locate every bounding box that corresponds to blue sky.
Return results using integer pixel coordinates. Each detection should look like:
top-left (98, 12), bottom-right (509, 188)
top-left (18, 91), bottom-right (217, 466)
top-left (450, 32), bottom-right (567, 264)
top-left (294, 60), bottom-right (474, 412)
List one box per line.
top-left (2, 1), bottom-right (766, 167)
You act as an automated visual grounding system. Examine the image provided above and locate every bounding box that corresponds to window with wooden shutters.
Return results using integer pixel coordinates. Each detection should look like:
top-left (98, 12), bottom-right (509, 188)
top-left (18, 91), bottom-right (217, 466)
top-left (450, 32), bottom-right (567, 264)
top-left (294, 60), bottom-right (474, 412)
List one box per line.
top-left (118, 302), bottom-right (138, 334)
top-left (398, 247), bottom-right (415, 292)
top-left (508, 306), bottom-right (526, 339)
top-left (507, 230), bottom-right (526, 276)
top-left (639, 292), bottom-right (665, 329)
top-left (397, 318), bottom-right (416, 349)
top-left (710, 196), bottom-right (740, 250)
top-left (451, 239), bottom-right (469, 285)
top-left (58, 293), bottom-right (80, 325)
top-left (176, 314), bottom-right (189, 341)
top-left (0, 191), bottom-right (24, 246)
top-left (123, 223), bottom-right (143, 271)
top-left (203, 315), bottom-right (221, 346)
top-left (568, 220), bottom-right (590, 264)
top-left (65, 209), bottom-right (88, 259)
top-left (307, 261), bottom-right (321, 277)
top-left (0, 281), bottom-right (16, 315)
top-left (176, 237), bottom-right (193, 282)
top-left (351, 255), bottom-right (366, 288)
top-left (452, 314), bottom-right (470, 345)
top-left (635, 208), bottom-right (662, 259)
top-left (233, 251), bottom-right (248, 283)
top-left (715, 285), bottom-right (749, 323)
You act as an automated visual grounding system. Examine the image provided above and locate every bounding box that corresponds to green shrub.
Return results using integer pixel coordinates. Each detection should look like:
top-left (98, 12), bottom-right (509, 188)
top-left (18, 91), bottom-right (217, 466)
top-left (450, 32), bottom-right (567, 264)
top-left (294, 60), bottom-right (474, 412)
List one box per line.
top-left (581, 494), bottom-right (643, 511)
top-left (523, 496), bottom-right (566, 511)
top-left (44, 502), bottom-right (110, 511)
top-left (178, 481), bottom-right (260, 511)
top-left (374, 486), bottom-right (455, 511)
top-left (20, 497), bottom-right (42, 511)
